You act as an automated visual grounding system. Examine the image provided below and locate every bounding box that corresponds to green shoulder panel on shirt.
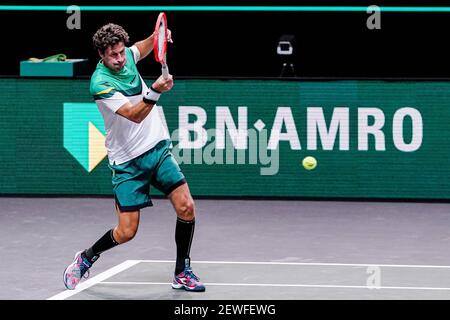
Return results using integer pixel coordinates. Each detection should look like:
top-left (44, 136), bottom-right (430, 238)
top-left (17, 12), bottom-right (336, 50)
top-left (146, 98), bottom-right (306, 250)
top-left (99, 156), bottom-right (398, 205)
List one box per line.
top-left (91, 79), bottom-right (117, 100)
top-left (90, 47), bottom-right (143, 100)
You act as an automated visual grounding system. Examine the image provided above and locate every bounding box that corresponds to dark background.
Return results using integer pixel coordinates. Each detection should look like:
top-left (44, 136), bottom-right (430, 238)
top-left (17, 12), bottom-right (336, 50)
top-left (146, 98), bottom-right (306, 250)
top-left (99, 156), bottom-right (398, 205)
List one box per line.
top-left (1, 0), bottom-right (449, 78)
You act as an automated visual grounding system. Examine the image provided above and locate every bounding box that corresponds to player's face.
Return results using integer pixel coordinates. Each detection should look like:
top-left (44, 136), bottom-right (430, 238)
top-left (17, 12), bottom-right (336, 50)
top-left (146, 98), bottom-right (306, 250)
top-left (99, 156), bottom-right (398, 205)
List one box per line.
top-left (100, 42), bottom-right (127, 71)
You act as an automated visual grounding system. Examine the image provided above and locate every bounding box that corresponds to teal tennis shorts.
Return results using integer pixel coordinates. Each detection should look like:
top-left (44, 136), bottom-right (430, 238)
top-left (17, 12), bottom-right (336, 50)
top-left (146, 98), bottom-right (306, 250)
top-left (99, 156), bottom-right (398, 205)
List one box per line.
top-left (109, 139), bottom-right (186, 212)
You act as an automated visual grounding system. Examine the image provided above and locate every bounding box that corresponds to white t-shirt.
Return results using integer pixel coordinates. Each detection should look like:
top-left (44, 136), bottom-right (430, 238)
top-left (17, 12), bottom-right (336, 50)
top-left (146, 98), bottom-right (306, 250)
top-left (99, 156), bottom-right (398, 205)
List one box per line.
top-left (91, 45), bottom-right (170, 165)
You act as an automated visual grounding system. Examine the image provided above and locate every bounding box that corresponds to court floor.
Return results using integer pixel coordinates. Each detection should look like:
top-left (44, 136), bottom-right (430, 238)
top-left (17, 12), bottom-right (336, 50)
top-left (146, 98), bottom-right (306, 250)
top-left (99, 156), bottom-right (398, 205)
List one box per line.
top-left (49, 260), bottom-right (450, 300)
top-left (1, 197), bottom-right (450, 300)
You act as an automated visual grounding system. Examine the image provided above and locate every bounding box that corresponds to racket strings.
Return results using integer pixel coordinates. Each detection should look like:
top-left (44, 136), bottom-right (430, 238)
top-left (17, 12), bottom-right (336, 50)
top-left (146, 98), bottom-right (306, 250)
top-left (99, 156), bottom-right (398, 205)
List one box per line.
top-left (158, 22), bottom-right (167, 60)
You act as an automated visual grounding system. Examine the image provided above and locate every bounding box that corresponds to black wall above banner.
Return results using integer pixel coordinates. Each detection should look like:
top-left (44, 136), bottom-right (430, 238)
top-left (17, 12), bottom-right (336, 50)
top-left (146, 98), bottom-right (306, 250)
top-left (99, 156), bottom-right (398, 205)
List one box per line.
top-left (1, 3), bottom-right (449, 78)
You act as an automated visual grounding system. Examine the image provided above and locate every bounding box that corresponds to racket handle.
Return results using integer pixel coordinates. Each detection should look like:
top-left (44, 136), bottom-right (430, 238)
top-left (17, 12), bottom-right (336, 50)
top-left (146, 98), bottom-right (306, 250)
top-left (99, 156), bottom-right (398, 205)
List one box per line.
top-left (162, 64), bottom-right (169, 79)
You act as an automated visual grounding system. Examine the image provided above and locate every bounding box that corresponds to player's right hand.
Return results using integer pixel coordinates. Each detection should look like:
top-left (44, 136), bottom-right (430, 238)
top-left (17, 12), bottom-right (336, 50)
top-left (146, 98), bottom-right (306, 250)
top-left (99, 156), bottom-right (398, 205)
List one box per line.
top-left (152, 74), bottom-right (174, 93)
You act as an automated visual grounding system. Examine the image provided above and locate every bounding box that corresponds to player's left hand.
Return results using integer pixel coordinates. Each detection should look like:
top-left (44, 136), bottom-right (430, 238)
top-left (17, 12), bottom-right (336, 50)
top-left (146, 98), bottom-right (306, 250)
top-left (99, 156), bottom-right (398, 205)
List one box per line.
top-left (167, 29), bottom-right (173, 43)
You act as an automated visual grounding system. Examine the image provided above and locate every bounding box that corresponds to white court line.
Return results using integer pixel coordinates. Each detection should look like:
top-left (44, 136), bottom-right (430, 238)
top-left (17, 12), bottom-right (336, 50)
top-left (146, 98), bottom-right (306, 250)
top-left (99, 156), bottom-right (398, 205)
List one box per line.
top-left (47, 260), bottom-right (141, 300)
top-left (100, 281), bottom-right (450, 291)
top-left (47, 259), bottom-right (450, 300)
top-left (139, 260), bottom-right (450, 269)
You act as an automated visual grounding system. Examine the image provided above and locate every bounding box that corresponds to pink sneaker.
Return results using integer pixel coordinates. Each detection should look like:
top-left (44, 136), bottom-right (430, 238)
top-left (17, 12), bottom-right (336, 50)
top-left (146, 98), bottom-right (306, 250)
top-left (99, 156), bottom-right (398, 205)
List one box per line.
top-left (63, 251), bottom-right (92, 290)
top-left (172, 259), bottom-right (205, 292)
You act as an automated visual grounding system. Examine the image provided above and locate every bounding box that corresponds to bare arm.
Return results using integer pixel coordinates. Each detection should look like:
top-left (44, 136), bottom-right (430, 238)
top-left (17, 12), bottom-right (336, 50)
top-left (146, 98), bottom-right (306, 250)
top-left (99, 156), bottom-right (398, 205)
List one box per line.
top-left (116, 100), bottom-right (154, 124)
top-left (134, 33), bottom-right (155, 61)
top-left (134, 29), bottom-right (172, 61)
top-left (116, 74), bottom-right (174, 123)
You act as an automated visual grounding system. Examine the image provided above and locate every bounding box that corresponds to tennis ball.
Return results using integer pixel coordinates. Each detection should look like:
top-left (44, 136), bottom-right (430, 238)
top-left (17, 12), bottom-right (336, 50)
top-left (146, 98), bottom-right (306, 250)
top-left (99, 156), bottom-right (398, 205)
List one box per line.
top-left (302, 156), bottom-right (317, 170)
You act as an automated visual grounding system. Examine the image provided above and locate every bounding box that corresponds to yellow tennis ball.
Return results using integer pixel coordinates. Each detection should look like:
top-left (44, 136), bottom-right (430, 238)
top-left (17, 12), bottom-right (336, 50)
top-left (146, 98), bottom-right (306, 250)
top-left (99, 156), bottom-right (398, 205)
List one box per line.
top-left (302, 156), bottom-right (317, 170)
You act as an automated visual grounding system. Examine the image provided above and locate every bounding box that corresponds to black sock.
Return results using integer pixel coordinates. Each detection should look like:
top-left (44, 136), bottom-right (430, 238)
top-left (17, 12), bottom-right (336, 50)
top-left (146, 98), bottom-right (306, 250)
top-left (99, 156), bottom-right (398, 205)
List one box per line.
top-left (175, 217), bottom-right (195, 275)
top-left (83, 229), bottom-right (119, 264)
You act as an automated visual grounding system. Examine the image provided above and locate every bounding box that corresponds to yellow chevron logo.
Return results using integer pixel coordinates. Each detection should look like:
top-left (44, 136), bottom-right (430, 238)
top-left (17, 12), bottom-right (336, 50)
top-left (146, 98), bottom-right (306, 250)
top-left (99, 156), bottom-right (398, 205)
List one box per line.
top-left (95, 87), bottom-right (114, 95)
top-left (64, 103), bottom-right (108, 173)
top-left (88, 122), bottom-right (107, 172)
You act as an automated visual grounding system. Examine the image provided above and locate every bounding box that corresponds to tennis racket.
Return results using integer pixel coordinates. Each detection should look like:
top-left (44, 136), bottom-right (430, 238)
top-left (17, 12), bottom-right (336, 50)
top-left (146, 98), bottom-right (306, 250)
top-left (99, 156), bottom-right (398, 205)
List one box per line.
top-left (154, 12), bottom-right (169, 79)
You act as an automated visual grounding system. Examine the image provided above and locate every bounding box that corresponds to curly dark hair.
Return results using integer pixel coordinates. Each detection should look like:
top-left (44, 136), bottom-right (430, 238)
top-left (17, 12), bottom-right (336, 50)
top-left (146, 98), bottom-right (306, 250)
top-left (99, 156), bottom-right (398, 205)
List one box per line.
top-left (92, 23), bottom-right (130, 53)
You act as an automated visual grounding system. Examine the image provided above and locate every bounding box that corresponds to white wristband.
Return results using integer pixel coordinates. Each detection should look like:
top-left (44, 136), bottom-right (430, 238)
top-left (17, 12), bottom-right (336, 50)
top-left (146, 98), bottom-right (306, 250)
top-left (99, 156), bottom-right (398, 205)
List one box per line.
top-left (143, 87), bottom-right (161, 104)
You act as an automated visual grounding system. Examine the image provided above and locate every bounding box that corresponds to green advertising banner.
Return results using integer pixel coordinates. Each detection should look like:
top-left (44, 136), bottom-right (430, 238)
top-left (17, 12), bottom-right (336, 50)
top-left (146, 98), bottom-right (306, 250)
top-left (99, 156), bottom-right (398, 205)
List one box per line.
top-left (1, 78), bottom-right (449, 199)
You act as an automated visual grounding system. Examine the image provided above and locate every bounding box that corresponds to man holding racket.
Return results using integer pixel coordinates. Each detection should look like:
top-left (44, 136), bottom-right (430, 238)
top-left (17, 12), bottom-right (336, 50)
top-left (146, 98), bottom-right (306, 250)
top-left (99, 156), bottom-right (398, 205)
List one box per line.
top-left (63, 20), bottom-right (205, 292)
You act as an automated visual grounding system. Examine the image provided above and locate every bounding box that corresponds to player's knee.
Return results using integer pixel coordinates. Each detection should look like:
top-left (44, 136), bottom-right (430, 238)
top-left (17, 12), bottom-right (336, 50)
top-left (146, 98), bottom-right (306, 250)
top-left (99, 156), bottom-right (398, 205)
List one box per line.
top-left (177, 199), bottom-right (195, 221)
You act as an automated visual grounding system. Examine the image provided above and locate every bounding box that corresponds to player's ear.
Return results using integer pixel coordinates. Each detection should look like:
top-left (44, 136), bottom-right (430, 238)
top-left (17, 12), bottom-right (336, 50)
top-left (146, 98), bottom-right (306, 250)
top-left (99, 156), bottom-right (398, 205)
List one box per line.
top-left (98, 49), bottom-right (104, 58)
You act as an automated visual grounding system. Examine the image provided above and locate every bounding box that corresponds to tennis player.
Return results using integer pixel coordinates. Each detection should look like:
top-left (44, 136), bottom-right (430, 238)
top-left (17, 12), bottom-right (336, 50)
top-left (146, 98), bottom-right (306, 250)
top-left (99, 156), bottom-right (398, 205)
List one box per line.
top-left (63, 22), bottom-right (205, 292)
